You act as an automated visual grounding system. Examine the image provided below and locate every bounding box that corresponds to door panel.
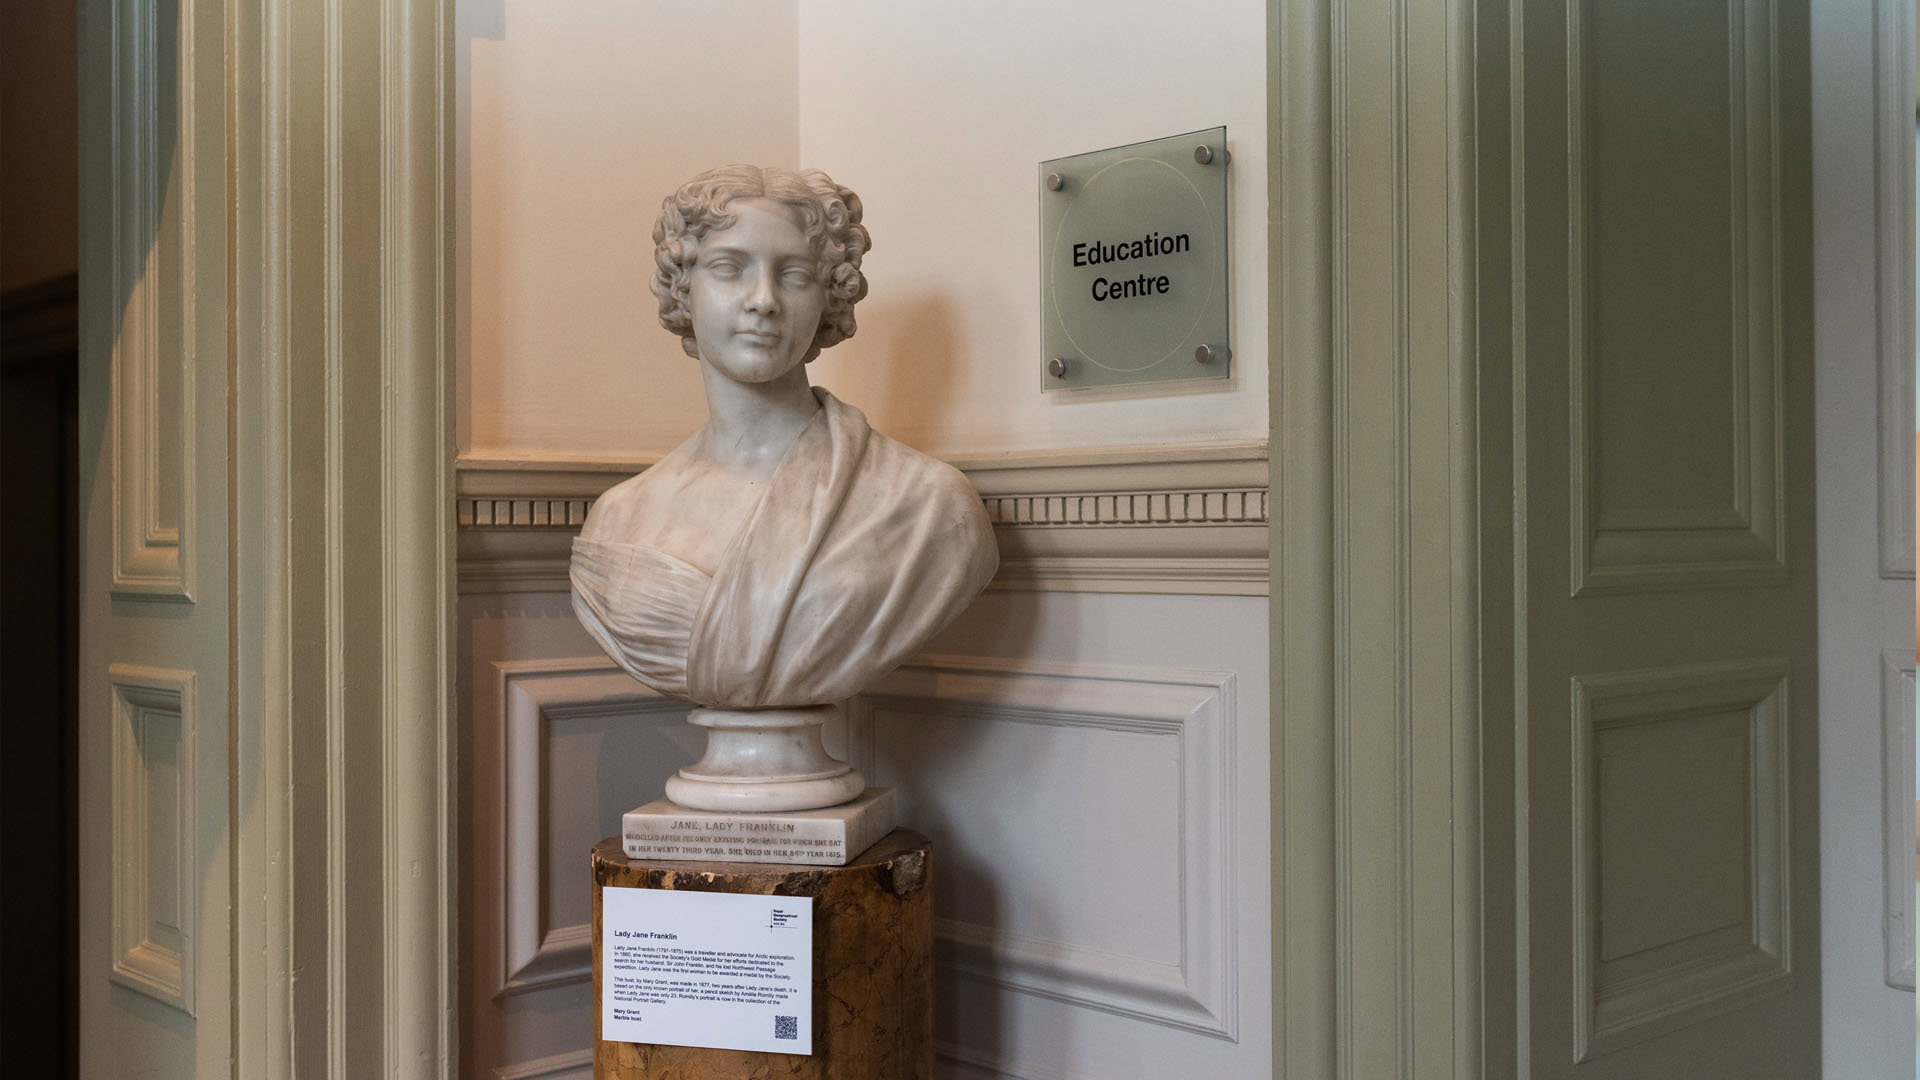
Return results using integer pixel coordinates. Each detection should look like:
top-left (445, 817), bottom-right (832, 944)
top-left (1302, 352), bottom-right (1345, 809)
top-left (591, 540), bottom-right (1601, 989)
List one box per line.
top-left (1507, 0), bottom-right (1819, 1075)
top-left (78, 0), bottom-right (229, 1074)
top-left (1568, 0), bottom-right (1788, 595)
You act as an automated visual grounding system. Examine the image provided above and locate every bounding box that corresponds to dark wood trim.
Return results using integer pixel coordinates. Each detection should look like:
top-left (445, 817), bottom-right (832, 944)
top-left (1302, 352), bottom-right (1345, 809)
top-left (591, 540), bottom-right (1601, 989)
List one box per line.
top-left (0, 264), bottom-right (80, 1079)
top-left (1, 271), bottom-right (80, 369)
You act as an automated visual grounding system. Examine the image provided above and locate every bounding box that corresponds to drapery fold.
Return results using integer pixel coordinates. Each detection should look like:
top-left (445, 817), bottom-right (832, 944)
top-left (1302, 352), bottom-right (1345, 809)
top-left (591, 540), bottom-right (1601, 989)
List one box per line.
top-left (570, 390), bottom-right (998, 707)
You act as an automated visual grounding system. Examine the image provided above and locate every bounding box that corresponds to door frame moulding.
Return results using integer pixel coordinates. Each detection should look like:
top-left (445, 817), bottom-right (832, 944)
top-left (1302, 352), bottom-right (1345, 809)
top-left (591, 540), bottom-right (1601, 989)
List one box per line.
top-left (1270, 0), bottom-right (1483, 1076)
top-left (228, 0), bottom-right (455, 1076)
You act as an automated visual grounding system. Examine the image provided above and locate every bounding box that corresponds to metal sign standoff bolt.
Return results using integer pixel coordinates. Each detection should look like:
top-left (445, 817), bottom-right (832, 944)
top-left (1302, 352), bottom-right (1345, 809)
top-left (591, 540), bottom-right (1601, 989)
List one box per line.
top-left (1194, 145), bottom-right (1214, 165)
top-left (1046, 173), bottom-right (1066, 191)
top-left (1194, 344), bottom-right (1228, 365)
top-left (1049, 357), bottom-right (1070, 378)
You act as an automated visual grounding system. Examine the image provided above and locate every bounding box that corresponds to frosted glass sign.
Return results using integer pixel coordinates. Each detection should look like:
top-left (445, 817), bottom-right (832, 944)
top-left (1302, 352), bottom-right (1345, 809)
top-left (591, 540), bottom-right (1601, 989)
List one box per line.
top-left (1040, 126), bottom-right (1230, 390)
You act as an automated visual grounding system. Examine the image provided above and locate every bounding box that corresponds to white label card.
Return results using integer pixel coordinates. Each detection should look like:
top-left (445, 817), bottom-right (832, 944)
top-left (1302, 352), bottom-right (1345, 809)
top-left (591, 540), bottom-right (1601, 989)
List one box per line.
top-left (600, 886), bottom-right (813, 1054)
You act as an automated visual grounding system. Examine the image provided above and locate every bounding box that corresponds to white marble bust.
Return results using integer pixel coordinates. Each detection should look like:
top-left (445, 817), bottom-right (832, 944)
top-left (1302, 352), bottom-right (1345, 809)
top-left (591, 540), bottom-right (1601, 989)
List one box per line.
top-left (568, 166), bottom-right (997, 809)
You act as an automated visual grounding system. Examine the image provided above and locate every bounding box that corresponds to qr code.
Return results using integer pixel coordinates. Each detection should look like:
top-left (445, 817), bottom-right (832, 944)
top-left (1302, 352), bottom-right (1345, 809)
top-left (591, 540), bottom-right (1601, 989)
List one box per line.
top-left (774, 1014), bottom-right (799, 1041)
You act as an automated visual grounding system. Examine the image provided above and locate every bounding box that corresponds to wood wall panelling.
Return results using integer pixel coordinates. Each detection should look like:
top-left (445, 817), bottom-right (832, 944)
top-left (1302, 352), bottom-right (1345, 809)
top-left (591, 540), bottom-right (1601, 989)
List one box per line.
top-left (476, 651), bottom-right (1245, 1076)
top-left (1569, 658), bottom-right (1792, 1060)
top-left (1568, 0), bottom-right (1788, 596)
top-left (466, 592), bottom-right (1261, 1074)
top-left (108, 663), bottom-right (197, 1014)
top-left (851, 656), bottom-right (1239, 1048)
top-left (494, 659), bottom-right (693, 998)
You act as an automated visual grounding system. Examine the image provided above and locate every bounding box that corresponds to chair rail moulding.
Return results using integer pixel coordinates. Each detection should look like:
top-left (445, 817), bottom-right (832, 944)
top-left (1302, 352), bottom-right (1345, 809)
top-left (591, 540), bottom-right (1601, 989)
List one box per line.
top-left (455, 441), bottom-right (1270, 597)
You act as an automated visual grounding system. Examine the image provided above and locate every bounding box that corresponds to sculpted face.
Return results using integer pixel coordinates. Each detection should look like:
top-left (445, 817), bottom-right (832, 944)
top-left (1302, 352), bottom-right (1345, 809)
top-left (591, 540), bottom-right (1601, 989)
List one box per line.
top-left (687, 198), bottom-right (828, 385)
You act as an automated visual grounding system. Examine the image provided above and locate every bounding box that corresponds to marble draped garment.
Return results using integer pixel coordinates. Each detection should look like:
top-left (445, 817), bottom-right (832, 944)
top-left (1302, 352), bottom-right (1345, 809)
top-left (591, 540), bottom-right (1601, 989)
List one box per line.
top-left (569, 390), bottom-right (999, 708)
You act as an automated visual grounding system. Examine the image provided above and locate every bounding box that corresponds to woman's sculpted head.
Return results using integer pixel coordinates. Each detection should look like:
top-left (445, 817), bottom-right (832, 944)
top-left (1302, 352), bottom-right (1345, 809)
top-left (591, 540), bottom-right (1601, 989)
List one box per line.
top-left (651, 165), bottom-right (871, 364)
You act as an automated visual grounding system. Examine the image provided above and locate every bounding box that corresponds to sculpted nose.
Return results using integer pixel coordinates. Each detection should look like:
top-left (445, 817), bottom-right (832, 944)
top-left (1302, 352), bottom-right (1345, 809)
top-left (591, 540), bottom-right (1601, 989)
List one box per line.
top-left (744, 266), bottom-right (780, 316)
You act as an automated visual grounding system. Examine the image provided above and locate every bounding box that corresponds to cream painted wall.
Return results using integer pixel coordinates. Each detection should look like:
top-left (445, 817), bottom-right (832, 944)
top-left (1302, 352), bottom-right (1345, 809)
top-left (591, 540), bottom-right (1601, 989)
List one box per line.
top-left (459, 0), bottom-right (1267, 460)
top-left (458, 0), bottom-right (799, 459)
top-left (793, 0), bottom-right (1268, 456)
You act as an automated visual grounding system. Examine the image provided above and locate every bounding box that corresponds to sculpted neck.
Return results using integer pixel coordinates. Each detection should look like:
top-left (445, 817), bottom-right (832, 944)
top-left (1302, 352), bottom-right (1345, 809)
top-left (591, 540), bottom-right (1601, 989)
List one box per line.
top-left (696, 362), bottom-right (821, 479)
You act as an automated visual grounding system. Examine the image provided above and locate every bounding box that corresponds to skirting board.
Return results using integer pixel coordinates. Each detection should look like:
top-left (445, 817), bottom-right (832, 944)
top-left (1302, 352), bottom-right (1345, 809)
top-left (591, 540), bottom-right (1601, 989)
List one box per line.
top-left (456, 442), bottom-right (1270, 596)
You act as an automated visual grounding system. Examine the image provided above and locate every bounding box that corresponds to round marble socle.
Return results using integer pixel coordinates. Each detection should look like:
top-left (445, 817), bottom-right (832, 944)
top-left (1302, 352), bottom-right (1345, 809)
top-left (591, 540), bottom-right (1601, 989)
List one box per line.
top-left (665, 705), bottom-right (866, 813)
top-left (590, 829), bottom-right (932, 1080)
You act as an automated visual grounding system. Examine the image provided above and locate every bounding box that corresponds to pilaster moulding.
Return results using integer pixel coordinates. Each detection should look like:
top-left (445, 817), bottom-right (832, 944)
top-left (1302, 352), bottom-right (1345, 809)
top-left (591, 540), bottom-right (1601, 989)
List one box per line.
top-left (227, 0), bottom-right (453, 1075)
top-left (373, 0), bottom-right (456, 1075)
top-left (454, 442), bottom-right (1270, 596)
top-left (1278, 0), bottom-right (1482, 1072)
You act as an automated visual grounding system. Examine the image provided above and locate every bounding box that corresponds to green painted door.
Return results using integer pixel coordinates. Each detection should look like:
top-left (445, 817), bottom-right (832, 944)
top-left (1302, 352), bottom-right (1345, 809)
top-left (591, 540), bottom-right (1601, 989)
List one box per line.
top-left (1498, 0), bottom-right (1821, 1075)
top-left (76, 0), bottom-right (230, 1074)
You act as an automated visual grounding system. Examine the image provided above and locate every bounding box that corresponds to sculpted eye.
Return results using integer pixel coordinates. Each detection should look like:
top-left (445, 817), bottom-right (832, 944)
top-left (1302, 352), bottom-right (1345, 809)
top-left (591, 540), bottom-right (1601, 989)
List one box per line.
top-left (783, 269), bottom-right (817, 288)
top-left (704, 258), bottom-right (741, 278)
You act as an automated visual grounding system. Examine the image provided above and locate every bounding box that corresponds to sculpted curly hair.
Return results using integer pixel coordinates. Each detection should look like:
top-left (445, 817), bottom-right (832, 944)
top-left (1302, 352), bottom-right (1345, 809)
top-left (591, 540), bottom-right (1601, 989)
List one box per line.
top-left (651, 165), bottom-right (871, 363)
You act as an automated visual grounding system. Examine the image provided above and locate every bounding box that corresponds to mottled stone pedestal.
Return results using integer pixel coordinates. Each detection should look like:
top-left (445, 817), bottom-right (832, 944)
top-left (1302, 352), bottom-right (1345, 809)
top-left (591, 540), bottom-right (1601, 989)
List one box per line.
top-left (591, 829), bottom-right (933, 1080)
